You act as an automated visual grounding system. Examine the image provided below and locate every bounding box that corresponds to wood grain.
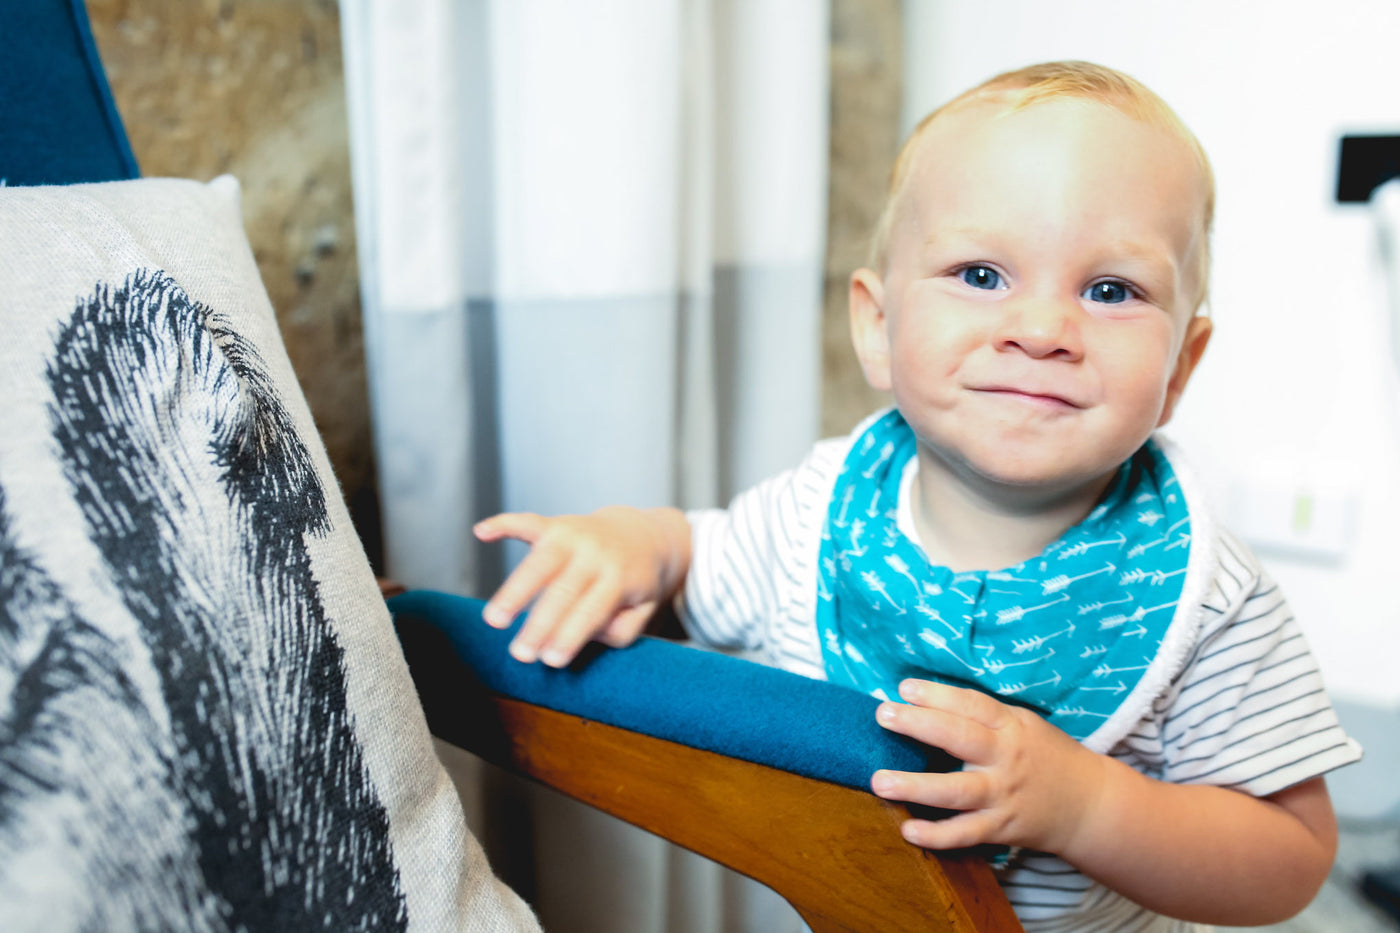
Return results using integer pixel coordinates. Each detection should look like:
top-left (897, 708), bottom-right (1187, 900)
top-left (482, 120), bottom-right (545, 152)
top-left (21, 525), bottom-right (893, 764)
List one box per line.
top-left (431, 693), bottom-right (1023, 932)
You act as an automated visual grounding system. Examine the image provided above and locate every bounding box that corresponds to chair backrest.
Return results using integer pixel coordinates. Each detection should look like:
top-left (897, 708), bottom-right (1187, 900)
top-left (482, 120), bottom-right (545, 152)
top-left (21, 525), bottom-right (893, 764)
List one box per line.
top-left (0, 0), bottom-right (139, 185)
top-left (393, 591), bottom-right (1025, 933)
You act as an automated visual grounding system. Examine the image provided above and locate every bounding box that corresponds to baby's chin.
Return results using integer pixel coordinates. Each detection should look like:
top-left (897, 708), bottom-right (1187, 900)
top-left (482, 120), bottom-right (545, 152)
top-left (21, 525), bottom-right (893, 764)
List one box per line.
top-left (953, 451), bottom-right (1121, 510)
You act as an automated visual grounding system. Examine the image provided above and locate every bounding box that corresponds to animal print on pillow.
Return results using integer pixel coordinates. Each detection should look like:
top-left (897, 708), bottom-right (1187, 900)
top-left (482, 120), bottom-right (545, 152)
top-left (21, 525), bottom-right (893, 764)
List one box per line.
top-left (0, 177), bottom-right (538, 933)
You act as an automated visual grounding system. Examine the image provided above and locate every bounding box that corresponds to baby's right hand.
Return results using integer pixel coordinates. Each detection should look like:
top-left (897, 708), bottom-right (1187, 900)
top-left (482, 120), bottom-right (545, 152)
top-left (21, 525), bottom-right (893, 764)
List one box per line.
top-left (473, 506), bottom-right (691, 668)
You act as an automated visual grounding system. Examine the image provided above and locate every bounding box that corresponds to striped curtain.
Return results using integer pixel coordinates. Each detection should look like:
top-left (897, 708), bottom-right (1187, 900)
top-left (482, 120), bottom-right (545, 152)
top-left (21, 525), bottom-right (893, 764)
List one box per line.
top-left (341, 1), bottom-right (829, 929)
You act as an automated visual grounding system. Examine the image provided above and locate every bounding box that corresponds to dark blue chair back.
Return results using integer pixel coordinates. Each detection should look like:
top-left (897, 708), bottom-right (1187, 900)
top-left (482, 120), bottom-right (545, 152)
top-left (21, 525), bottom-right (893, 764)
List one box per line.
top-left (0, 0), bottom-right (138, 186)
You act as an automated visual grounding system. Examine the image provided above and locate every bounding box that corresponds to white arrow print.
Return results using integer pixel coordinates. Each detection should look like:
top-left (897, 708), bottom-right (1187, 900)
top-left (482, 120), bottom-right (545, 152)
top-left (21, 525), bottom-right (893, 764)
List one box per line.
top-left (865, 488), bottom-right (882, 518)
top-left (1081, 644), bottom-right (1108, 658)
top-left (1042, 563), bottom-right (1117, 594)
top-left (1119, 567), bottom-right (1187, 586)
top-left (996, 593), bottom-right (1069, 625)
top-left (1001, 672), bottom-right (1062, 695)
top-left (1099, 601), bottom-right (1176, 630)
top-left (915, 603), bottom-right (962, 638)
top-left (1093, 662), bottom-right (1150, 678)
top-left (1123, 624), bottom-right (1148, 638)
top-left (860, 570), bottom-right (906, 614)
top-left (1080, 681), bottom-right (1129, 695)
top-left (1012, 623), bottom-right (1075, 654)
top-left (985, 649), bottom-right (1054, 674)
top-left (1057, 706), bottom-right (1111, 718)
top-left (861, 440), bottom-right (895, 478)
top-left (1127, 536), bottom-right (1166, 559)
top-left (1137, 509), bottom-right (1164, 526)
top-left (834, 485), bottom-right (855, 527)
top-left (1057, 532), bottom-right (1127, 559)
top-left (885, 553), bottom-right (921, 589)
top-left (1164, 533), bottom-right (1191, 551)
top-left (917, 631), bottom-right (984, 674)
top-left (1078, 595), bottom-right (1132, 616)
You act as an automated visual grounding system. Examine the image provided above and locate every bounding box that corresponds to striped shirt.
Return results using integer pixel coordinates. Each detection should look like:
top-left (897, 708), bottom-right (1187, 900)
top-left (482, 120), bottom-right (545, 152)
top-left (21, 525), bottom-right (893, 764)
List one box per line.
top-left (679, 430), bottom-right (1362, 932)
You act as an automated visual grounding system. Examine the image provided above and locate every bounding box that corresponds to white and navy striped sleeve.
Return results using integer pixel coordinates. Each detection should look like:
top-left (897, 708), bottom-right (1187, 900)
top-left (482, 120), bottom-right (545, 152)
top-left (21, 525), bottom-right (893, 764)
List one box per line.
top-left (678, 435), bottom-right (849, 670)
top-left (1151, 529), bottom-right (1362, 796)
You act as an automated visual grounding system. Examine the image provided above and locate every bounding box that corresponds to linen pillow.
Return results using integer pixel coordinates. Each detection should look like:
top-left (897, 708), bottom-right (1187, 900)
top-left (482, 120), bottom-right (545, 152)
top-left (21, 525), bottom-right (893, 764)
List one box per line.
top-left (0, 176), bottom-right (538, 933)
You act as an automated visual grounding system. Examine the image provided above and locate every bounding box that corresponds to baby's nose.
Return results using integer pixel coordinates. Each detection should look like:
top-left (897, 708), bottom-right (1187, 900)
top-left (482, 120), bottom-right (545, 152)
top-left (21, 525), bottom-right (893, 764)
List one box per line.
top-left (993, 296), bottom-right (1084, 360)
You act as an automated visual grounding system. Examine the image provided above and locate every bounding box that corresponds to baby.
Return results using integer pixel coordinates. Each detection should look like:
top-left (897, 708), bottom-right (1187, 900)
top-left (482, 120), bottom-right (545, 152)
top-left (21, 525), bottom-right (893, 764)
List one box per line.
top-left (474, 61), bottom-right (1361, 930)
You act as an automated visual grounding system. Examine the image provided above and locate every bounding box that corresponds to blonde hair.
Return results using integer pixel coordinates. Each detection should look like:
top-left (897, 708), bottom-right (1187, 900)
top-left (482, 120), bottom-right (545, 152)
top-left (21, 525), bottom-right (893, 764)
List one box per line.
top-left (868, 61), bottom-right (1215, 311)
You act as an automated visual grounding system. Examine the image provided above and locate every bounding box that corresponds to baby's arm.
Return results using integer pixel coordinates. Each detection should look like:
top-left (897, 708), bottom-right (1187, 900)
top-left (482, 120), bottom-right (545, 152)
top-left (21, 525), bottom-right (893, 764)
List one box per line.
top-left (473, 506), bottom-right (692, 667)
top-left (873, 679), bottom-right (1337, 926)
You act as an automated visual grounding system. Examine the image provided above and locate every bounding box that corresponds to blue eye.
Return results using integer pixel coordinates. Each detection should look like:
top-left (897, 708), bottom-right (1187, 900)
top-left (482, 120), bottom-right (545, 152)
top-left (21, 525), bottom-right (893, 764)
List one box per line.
top-left (960, 266), bottom-right (1002, 290)
top-left (1084, 280), bottom-right (1132, 304)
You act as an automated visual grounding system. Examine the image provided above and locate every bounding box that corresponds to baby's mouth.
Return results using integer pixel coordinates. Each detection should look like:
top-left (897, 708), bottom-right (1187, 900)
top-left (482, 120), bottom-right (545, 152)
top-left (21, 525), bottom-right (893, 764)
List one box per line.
top-left (972, 385), bottom-right (1082, 409)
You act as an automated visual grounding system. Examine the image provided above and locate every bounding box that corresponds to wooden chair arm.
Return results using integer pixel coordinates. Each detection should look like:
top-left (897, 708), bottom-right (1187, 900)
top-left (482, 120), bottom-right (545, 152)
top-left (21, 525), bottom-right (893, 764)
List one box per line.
top-left (441, 694), bottom-right (1023, 933)
top-left (391, 591), bottom-right (1024, 932)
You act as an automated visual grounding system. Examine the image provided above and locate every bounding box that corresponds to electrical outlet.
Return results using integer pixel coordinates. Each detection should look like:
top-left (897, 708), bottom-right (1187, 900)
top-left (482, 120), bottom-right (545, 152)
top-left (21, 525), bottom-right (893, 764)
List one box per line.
top-left (1227, 476), bottom-right (1355, 562)
top-left (1336, 134), bottom-right (1400, 203)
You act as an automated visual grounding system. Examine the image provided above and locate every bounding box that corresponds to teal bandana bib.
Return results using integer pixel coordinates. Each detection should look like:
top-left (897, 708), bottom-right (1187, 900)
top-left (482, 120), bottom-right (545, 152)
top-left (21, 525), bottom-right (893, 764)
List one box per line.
top-left (815, 410), bottom-right (1192, 743)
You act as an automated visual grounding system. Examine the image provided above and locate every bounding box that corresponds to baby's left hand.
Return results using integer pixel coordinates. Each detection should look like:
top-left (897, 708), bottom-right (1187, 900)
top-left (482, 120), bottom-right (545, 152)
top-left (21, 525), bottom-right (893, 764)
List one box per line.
top-left (872, 679), bottom-right (1107, 855)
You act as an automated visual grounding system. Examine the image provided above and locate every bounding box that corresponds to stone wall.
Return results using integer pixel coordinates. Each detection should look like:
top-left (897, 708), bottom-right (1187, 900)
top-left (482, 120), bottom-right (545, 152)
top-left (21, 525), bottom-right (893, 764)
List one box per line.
top-left (823, 0), bottom-right (901, 436)
top-left (86, 0), bottom-right (378, 560)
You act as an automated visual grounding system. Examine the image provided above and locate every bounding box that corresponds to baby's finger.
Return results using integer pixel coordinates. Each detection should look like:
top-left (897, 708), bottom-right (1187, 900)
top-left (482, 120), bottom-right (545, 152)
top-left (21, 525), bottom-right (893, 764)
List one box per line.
top-left (482, 544), bottom-right (566, 628)
top-left (898, 678), bottom-right (1011, 729)
top-left (898, 809), bottom-right (1001, 851)
top-left (535, 578), bottom-right (630, 667)
top-left (473, 512), bottom-right (546, 544)
top-left (597, 602), bottom-right (657, 647)
top-left (871, 768), bottom-right (990, 812)
top-left (510, 564), bottom-right (598, 664)
top-left (876, 700), bottom-right (996, 764)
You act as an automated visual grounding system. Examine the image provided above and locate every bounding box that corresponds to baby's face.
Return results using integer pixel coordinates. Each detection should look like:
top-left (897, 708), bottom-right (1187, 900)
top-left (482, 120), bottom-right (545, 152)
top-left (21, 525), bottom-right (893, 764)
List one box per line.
top-left (867, 97), bottom-right (1211, 498)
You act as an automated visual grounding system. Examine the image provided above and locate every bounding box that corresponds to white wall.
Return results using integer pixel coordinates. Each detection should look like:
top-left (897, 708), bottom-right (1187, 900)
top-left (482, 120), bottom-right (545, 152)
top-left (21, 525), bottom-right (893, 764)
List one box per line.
top-left (904, 0), bottom-right (1400, 714)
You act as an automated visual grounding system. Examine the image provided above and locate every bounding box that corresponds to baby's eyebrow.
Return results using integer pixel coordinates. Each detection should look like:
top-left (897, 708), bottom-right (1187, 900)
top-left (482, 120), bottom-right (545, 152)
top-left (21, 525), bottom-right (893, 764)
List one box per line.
top-left (1095, 239), bottom-right (1179, 268)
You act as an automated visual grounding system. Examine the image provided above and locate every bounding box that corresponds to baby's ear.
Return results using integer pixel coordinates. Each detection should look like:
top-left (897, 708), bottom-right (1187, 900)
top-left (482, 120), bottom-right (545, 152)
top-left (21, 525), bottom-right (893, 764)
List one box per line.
top-left (849, 268), bottom-right (893, 393)
top-left (1158, 315), bottom-right (1213, 427)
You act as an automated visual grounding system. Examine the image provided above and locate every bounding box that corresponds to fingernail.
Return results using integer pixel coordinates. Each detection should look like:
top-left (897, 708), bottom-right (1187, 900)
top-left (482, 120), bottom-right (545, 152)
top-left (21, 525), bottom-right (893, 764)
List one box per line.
top-left (509, 641), bottom-right (537, 664)
top-left (877, 703), bottom-right (897, 725)
top-left (871, 771), bottom-right (893, 794)
top-left (540, 648), bottom-right (568, 668)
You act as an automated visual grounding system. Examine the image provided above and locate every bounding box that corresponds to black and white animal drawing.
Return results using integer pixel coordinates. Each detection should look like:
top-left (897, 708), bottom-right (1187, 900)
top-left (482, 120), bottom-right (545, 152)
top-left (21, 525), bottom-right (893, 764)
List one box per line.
top-left (0, 270), bottom-right (408, 931)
